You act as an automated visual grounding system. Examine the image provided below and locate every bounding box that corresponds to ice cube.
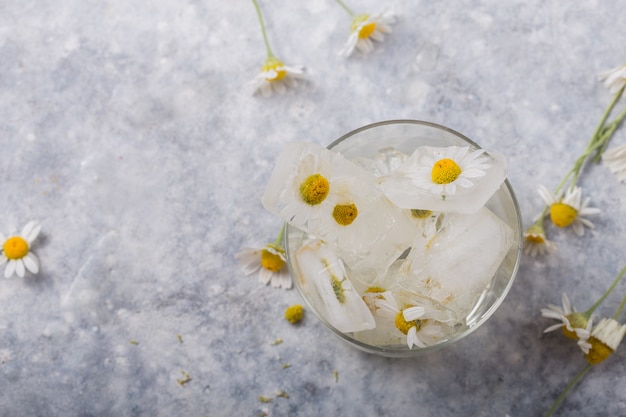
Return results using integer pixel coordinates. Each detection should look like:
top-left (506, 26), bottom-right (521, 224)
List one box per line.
top-left (399, 207), bottom-right (514, 316)
top-left (378, 145), bottom-right (507, 214)
top-left (295, 239), bottom-right (376, 333)
top-left (262, 141), bottom-right (417, 261)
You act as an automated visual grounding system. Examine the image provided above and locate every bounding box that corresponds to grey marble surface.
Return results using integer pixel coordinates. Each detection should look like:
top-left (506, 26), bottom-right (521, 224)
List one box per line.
top-left (1, 0), bottom-right (626, 416)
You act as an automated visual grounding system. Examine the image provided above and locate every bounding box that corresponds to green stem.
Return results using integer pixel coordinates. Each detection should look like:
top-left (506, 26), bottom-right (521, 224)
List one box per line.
top-left (335, 0), bottom-right (355, 16)
top-left (584, 265), bottom-right (626, 318)
top-left (251, 0), bottom-right (274, 58)
top-left (592, 85), bottom-right (626, 162)
top-left (593, 106), bottom-right (626, 162)
top-left (614, 294), bottom-right (626, 320)
top-left (544, 364), bottom-right (593, 417)
top-left (274, 223), bottom-right (286, 247)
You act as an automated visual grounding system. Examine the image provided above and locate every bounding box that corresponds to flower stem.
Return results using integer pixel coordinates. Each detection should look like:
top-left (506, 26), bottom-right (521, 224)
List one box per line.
top-left (614, 293), bottom-right (626, 320)
top-left (544, 364), bottom-right (592, 417)
top-left (251, 0), bottom-right (274, 58)
top-left (335, 0), bottom-right (355, 16)
top-left (592, 85), bottom-right (626, 162)
top-left (584, 265), bottom-right (626, 318)
top-left (274, 223), bottom-right (286, 247)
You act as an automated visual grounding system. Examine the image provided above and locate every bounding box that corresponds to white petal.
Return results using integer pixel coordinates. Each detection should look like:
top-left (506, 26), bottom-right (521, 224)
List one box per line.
top-left (0, 254), bottom-right (6, 266)
top-left (403, 306), bottom-right (425, 321)
top-left (15, 259), bottom-right (25, 278)
top-left (561, 293), bottom-right (572, 313)
top-left (4, 260), bottom-right (15, 278)
top-left (22, 221), bottom-right (41, 243)
top-left (543, 323), bottom-right (564, 333)
top-left (23, 253), bottom-right (39, 274)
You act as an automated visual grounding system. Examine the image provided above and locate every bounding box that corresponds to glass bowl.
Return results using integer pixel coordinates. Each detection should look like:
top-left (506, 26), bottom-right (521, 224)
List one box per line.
top-left (284, 120), bottom-right (522, 357)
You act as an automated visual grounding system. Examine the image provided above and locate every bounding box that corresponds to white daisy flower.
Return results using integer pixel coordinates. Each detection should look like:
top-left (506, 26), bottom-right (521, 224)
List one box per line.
top-left (537, 185), bottom-right (601, 236)
top-left (375, 290), bottom-right (448, 349)
top-left (540, 293), bottom-right (590, 339)
top-left (253, 56), bottom-right (305, 98)
top-left (523, 222), bottom-right (557, 257)
top-left (379, 145), bottom-right (507, 213)
top-left (339, 10), bottom-right (396, 57)
top-left (599, 63), bottom-right (626, 95)
top-left (603, 144), bottom-right (626, 183)
top-left (0, 221), bottom-right (41, 278)
top-left (584, 317), bottom-right (626, 365)
top-left (236, 243), bottom-right (291, 289)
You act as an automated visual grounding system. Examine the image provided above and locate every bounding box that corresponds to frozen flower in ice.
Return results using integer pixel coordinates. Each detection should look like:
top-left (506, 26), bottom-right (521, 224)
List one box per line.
top-left (379, 145), bottom-right (507, 213)
top-left (541, 293), bottom-right (590, 340)
top-left (538, 185), bottom-right (600, 236)
top-left (523, 222), bottom-right (557, 257)
top-left (0, 221), bottom-right (41, 278)
top-left (339, 9), bottom-right (396, 57)
top-left (411, 146), bottom-right (490, 197)
top-left (263, 141), bottom-right (416, 254)
top-left (603, 144), bottom-right (626, 183)
top-left (375, 291), bottom-right (447, 348)
top-left (583, 317), bottom-right (626, 365)
top-left (295, 239), bottom-right (375, 333)
top-left (253, 56), bottom-right (305, 98)
top-left (599, 63), bottom-right (626, 95)
top-left (236, 242), bottom-right (291, 289)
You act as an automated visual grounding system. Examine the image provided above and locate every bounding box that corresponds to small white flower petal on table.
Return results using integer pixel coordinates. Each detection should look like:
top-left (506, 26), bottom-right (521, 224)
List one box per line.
top-left (603, 144), bottom-right (626, 183)
top-left (599, 63), bottom-right (626, 95)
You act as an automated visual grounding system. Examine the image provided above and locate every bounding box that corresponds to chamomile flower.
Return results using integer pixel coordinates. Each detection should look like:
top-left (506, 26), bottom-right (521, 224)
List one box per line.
top-left (0, 221), bottom-right (41, 278)
top-left (339, 9), bottom-right (396, 57)
top-left (379, 145), bottom-right (506, 213)
top-left (236, 242), bottom-right (291, 289)
top-left (541, 293), bottom-right (590, 340)
top-left (251, 0), bottom-right (305, 98)
top-left (599, 63), bottom-right (626, 95)
top-left (253, 56), bottom-right (305, 98)
top-left (602, 144), bottom-right (626, 183)
top-left (523, 221), bottom-right (557, 257)
top-left (583, 317), bottom-right (626, 365)
top-left (375, 291), bottom-right (447, 348)
top-left (537, 185), bottom-right (601, 236)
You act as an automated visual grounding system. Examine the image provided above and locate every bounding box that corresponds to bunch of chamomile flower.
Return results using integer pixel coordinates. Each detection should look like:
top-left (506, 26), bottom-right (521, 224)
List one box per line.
top-left (540, 266), bottom-right (626, 416)
top-left (523, 63), bottom-right (626, 257)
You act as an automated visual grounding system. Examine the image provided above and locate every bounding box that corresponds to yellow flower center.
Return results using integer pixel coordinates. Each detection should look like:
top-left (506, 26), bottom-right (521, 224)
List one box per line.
top-left (261, 57), bottom-right (287, 82)
top-left (358, 22), bottom-right (377, 39)
top-left (332, 203), bottom-right (358, 226)
top-left (299, 174), bottom-right (330, 206)
top-left (260, 249), bottom-right (285, 272)
top-left (284, 304), bottom-right (304, 324)
top-left (366, 286), bottom-right (385, 293)
top-left (431, 158), bottom-right (462, 184)
top-left (351, 14), bottom-right (378, 40)
top-left (411, 209), bottom-right (432, 219)
top-left (584, 337), bottom-right (613, 365)
top-left (525, 233), bottom-right (545, 244)
top-left (549, 203), bottom-right (578, 228)
top-left (395, 308), bottom-right (423, 335)
top-left (330, 273), bottom-right (346, 303)
top-left (3, 236), bottom-right (29, 260)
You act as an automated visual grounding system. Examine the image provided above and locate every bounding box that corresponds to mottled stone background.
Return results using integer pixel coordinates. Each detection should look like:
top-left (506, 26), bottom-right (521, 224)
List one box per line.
top-left (0, 0), bottom-right (625, 415)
